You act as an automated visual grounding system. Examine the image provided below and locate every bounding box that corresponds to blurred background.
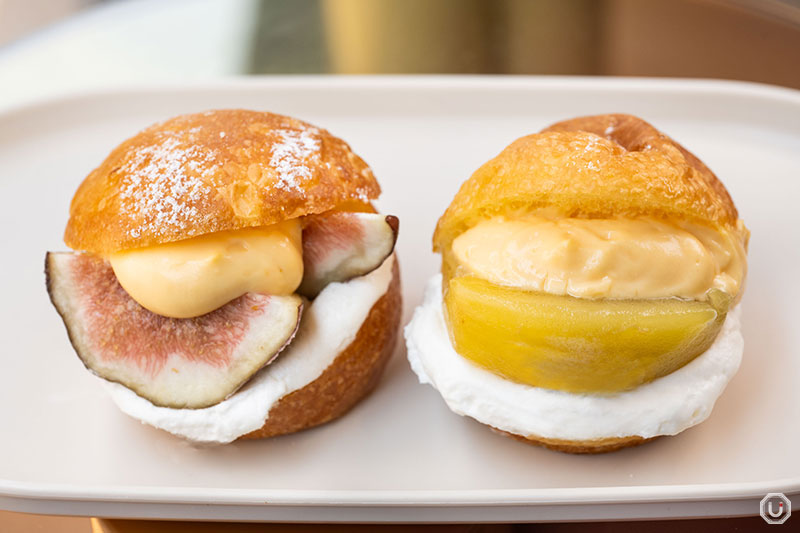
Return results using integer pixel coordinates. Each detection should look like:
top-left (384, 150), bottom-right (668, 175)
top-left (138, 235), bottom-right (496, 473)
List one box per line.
top-left (1, 0), bottom-right (800, 110)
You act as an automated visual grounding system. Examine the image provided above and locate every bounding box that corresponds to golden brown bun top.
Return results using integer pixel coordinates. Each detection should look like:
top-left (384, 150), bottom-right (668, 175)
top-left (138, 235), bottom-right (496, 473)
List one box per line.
top-left (65, 110), bottom-right (380, 254)
top-left (434, 114), bottom-right (745, 251)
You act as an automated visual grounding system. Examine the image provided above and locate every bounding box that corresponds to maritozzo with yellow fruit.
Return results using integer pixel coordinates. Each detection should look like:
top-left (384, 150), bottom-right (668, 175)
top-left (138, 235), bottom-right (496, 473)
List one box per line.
top-left (405, 113), bottom-right (749, 454)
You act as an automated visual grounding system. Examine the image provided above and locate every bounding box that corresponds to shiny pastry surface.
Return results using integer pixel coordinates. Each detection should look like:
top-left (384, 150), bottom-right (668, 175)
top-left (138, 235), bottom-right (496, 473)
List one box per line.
top-left (65, 109), bottom-right (380, 255)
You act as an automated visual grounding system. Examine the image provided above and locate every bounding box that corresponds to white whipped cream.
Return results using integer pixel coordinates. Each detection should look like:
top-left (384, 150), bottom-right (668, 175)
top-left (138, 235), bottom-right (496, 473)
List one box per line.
top-left (105, 255), bottom-right (395, 444)
top-left (405, 274), bottom-right (743, 441)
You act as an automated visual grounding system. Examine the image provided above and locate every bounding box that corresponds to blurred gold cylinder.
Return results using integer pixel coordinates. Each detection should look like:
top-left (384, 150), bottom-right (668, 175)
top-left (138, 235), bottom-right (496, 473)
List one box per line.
top-left (500, 0), bottom-right (599, 74)
top-left (322, 0), bottom-right (489, 73)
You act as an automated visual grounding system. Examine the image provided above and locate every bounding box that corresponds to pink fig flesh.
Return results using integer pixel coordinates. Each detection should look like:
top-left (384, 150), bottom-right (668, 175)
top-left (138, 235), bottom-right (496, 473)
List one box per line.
top-left (299, 212), bottom-right (398, 298)
top-left (45, 252), bottom-right (302, 409)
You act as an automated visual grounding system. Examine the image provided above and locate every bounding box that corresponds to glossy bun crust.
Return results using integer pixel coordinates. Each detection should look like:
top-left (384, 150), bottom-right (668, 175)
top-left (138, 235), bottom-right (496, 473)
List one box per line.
top-left (434, 113), bottom-right (746, 252)
top-left (65, 110), bottom-right (380, 254)
top-left (240, 260), bottom-right (401, 440)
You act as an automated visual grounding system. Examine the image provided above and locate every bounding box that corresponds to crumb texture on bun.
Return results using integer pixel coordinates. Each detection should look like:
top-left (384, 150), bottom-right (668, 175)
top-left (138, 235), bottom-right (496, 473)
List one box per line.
top-left (434, 114), bottom-right (743, 252)
top-left (65, 110), bottom-right (380, 254)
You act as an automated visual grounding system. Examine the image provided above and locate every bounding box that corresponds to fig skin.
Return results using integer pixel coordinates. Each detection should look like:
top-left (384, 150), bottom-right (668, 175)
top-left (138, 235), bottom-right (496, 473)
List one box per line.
top-left (299, 212), bottom-right (399, 298)
top-left (46, 252), bottom-right (303, 409)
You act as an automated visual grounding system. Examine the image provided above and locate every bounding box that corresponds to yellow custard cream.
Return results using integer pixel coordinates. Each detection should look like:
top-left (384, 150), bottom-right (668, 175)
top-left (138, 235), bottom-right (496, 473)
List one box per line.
top-left (109, 220), bottom-right (303, 318)
top-left (451, 216), bottom-right (746, 300)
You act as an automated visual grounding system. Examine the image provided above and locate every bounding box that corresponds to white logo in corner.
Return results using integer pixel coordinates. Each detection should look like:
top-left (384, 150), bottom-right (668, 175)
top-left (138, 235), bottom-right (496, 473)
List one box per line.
top-left (761, 493), bottom-right (791, 525)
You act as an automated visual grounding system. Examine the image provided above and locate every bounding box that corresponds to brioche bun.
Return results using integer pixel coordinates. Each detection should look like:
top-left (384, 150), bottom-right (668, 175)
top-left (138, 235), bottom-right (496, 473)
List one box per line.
top-left (434, 113), bottom-right (746, 254)
top-left (65, 109), bottom-right (380, 254)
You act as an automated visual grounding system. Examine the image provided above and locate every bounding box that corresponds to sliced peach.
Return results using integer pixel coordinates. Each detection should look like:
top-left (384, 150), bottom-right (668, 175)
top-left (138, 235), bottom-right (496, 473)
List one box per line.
top-left (444, 276), bottom-right (730, 393)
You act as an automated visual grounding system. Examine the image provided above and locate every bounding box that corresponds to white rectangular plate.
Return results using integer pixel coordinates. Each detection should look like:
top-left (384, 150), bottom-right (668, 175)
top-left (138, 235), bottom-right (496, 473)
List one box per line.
top-left (1, 77), bottom-right (799, 522)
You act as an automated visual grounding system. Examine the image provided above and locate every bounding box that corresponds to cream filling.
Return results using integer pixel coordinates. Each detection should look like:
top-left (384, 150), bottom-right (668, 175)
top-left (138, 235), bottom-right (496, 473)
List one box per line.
top-left (109, 221), bottom-right (304, 318)
top-left (451, 216), bottom-right (746, 300)
top-left (104, 254), bottom-right (395, 444)
top-left (405, 274), bottom-right (743, 441)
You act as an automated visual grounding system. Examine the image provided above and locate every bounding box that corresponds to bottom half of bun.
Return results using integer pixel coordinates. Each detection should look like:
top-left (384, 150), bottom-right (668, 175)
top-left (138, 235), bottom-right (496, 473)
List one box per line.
top-left (241, 260), bottom-right (401, 440)
top-left (493, 429), bottom-right (655, 454)
top-left (405, 274), bottom-right (743, 454)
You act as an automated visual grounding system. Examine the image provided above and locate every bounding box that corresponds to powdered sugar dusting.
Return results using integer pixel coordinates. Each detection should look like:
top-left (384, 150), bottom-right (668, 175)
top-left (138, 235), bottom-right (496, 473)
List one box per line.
top-left (355, 186), bottom-right (370, 201)
top-left (269, 128), bottom-right (320, 192)
top-left (119, 135), bottom-right (219, 239)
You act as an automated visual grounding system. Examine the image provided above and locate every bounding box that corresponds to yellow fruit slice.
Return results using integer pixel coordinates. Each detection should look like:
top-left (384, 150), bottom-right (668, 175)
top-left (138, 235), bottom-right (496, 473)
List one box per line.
top-left (444, 276), bottom-right (730, 393)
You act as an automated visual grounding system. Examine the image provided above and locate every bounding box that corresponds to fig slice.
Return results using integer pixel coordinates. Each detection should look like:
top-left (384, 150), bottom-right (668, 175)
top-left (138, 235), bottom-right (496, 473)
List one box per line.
top-left (46, 252), bottom-right (303, 409)
top-left (299, 212), bottom-right (399, 298)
